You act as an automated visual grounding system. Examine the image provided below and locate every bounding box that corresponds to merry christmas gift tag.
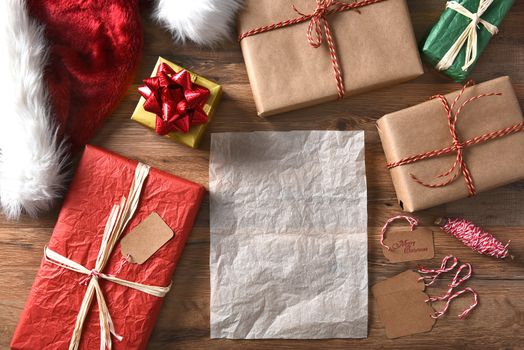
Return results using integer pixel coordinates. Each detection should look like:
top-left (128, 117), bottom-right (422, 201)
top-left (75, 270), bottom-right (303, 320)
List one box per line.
top-left (121, 212), bottom-right (174, 264)
top-left (372, 270), bottom-right (436, 339)
top-left (382, 227), bottom-right (434, 263)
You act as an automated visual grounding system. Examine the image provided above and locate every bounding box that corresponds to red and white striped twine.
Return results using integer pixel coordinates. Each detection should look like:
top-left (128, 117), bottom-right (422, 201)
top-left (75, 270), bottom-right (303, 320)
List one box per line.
top-left (441, 218), bottom-right (510, 259)
top-left (238, 0), bottom-right (388, 99)
top-left (387, 81), bottom-right (524, 196)
top-left (426, 263), bottom-right (472, 302)
top-left (432, 287), bottom-right (479, 320)
top-left (417, 255), bottom-right (478, 319)
top-left (417, 255), bottom-right (458, 286)
top-left (380, 215), bottom-right (419, 250)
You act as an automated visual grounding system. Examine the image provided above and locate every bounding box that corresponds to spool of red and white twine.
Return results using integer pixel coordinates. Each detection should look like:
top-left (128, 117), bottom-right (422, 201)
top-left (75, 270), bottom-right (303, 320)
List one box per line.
top-left (435, 217), bottom-right (512, 259)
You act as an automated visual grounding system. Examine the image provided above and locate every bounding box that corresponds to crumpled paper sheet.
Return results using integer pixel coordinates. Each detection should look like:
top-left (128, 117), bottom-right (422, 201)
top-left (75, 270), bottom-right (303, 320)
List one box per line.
top-left (210, 131), bottom-right (368, 339)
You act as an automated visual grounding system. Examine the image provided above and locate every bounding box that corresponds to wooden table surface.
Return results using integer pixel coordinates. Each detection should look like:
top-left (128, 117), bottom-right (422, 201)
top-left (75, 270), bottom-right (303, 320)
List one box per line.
top-left (2, 1), bottom-right (524, 349)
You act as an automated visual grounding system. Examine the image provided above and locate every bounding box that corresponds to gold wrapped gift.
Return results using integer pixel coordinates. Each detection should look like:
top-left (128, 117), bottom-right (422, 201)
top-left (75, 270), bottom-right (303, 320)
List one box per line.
top-left (131, 57), bottom-right (222, 148)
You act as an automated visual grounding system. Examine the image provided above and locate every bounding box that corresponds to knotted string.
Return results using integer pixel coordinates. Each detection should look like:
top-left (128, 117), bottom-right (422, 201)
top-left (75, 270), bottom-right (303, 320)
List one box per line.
top-left (436, 0), bottom-right (499, 72)
top-left (239, 0), bottom-right (388, 99)
top-left (432, 287), bottom-right (478, 319)
top-left (78, 269), bottom-right (102, 286)
top-left (387, 81), bottom-right (524, 196)
top-left (292, 0), bottom-right (345, 97)
top-left (417, 255), bottom-right (458, 287)
top-left (43, 163), bottom-right (172, 350)
top-left (426, 263), bottom-right (472, 302)
top-left (380, 215), bottom-right (419, 250)
top-left (417, 256), bottom-right (478, 319)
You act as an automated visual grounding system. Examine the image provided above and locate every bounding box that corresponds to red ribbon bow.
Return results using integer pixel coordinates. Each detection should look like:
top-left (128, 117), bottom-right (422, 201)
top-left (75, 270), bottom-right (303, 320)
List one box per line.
top-left (138, 63), bottom-right (210, 135)
top-left (387, 81), bottom-right (524, 196)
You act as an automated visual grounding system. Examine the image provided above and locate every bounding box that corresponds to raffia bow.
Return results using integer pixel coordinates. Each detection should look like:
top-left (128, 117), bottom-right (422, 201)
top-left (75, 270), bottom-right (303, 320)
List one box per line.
top-left (43, 163), bottom-right (172, 350)
top-left (436, 0), bottom-right (499, 72)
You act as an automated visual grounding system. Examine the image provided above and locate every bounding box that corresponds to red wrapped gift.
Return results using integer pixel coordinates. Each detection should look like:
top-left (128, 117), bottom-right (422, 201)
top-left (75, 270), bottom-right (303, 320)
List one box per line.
top-left (11, 145), bottom-right (205, 350)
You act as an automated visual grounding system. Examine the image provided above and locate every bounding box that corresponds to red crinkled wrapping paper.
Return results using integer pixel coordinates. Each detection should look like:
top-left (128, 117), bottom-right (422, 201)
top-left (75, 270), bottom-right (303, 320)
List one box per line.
top-left (11, 145), bottom-right (205, 350)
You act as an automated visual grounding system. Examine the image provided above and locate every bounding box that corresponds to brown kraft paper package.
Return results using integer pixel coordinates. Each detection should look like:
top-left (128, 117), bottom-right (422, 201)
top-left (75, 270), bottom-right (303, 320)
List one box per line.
top-left (238, 0), bottom-right (423, 117)
top-left (377, 76), bottom-right (524, 212)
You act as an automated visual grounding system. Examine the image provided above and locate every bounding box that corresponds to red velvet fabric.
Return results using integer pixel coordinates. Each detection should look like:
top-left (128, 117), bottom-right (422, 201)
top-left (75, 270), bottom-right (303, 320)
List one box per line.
top-left (28, 0), bottom-right (143, 150)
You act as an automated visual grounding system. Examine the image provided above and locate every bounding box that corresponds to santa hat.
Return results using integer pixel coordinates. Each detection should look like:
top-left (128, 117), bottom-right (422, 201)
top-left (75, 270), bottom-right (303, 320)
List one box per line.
top-left (0, 0), bottom-right (242, 219)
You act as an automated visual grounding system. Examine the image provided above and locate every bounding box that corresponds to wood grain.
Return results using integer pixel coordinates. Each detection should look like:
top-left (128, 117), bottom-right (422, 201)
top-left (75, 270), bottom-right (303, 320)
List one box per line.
top-left (1, 1), bottom-right (524, 349)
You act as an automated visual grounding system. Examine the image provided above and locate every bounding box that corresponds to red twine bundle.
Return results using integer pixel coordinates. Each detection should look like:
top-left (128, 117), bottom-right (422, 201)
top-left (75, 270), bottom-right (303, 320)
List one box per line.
top-left (437, 217), bottom-right (511, 259)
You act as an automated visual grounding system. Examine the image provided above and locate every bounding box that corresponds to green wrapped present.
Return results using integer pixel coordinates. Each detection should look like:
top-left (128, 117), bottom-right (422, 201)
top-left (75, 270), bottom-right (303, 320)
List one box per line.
top-left (422, 0), bottom-right (514, 82)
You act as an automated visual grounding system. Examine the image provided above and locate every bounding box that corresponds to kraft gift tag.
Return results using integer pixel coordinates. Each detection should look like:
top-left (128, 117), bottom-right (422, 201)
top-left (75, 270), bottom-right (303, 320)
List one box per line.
top-left (382, 227), bottom-right (434, 263)
top-left (372, 270), bottom-right (436, 339)
top-left (121, 212), bottom-right (174, 264)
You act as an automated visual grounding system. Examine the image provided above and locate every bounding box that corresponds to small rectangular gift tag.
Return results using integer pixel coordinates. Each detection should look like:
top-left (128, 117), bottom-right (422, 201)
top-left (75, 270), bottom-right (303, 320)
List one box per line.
top-left (121, 212), bottom-right (174, 264)
top-left (382, 227), bottom-right (434, 263)
top-left (372, 270), bottom-right (436, 339)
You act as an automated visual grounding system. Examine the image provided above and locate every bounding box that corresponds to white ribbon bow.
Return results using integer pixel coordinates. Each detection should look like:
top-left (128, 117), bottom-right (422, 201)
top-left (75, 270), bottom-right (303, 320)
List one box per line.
top-left (44, 163), bottom-right (171, 350)
top-left (436, 0), bottom-right (498, 72)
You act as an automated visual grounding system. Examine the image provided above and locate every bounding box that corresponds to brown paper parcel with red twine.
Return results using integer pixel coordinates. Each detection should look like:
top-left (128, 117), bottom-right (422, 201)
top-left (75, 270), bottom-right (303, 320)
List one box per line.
top-left (238, 0), bottom-right (423, 117)
top-left (377, 76), bottom-right (524, 212)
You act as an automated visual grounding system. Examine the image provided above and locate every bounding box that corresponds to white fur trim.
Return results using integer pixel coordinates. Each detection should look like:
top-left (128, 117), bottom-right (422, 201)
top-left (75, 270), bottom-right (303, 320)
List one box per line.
top-left (0, 0), bottom-right (69, 219)
top-left (153, 0), bottom-right (243, 47)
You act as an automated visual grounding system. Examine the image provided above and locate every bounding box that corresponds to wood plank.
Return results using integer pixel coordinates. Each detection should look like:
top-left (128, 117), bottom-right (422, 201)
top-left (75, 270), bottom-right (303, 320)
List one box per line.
top-left (1, 0), bottom-right (524, 348)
